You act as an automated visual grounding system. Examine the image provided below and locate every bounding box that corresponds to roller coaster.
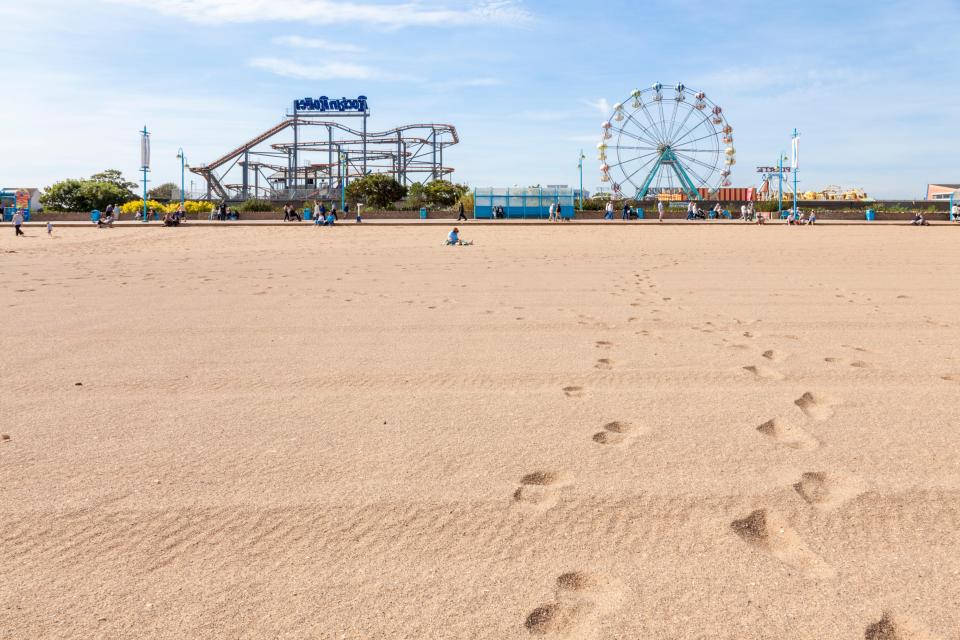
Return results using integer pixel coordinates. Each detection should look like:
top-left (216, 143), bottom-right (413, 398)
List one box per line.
top-left (190, 98), bottom-right (458, 201)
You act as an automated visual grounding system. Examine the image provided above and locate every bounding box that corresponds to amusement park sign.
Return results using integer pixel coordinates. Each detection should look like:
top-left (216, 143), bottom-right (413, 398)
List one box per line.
top-left (295, 96), bottom-right (368, 113)
top-left (756, 166), bottom-right (791, 173)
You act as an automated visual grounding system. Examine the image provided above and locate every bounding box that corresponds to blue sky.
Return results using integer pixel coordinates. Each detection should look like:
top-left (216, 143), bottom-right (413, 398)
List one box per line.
top-left (1, 0), bottom-right (958, 199)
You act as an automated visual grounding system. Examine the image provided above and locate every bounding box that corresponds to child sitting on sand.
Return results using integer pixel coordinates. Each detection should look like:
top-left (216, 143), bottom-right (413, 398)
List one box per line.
top-left (446, 227), bottom-right (472, 246)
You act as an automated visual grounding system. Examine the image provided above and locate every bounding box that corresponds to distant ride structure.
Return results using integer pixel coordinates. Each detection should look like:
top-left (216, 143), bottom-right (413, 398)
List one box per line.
top-left (190, 96), bottom-right (458, 201)
top-left (598, 83), bottom-right (735, 201)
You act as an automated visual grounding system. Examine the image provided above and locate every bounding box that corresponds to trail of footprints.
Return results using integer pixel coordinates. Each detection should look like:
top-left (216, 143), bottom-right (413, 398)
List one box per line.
top-left (524, 571), bottom-right (623, 638)
top-left (532, 306), bottom-right (929, 634)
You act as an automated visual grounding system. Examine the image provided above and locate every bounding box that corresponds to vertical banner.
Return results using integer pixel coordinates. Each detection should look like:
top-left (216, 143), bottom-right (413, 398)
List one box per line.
top-left (141, 129), bottom-right (151, 169)
top-left (791, 135), bottom-right (799, 169)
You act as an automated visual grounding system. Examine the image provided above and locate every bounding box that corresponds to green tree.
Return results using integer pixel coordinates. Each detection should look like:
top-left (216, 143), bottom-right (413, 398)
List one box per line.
top-left (39, 179), bottom-right (87, 212)
top-left (81, 181), bottom-right (134, 211)
top-left (90, 169), bottom-right (139, 193)
top-left (423, 180), bottom-right (468, 208)
top-left (40, 170), bottom-right (138, 212)
top-left (404, 182), bottom-right (427, 209)
top-left (148, 182), bottom-right (179, 201)
top-left (345, 174), bottom-right (407, 209)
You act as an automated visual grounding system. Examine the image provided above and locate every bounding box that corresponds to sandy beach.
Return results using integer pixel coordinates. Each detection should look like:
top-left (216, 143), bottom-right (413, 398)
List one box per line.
top-left (1, 224), bottom-right (958, 639)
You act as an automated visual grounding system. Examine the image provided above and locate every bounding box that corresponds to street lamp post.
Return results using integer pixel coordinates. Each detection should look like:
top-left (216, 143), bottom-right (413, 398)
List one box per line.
top-left (791, 128), bottom-right (800, 218)
top-left (777, 153), bottom-right (783, 219)
top-left (176, 148), bottom-right (187, 208)
top-left (577, 149), bottom-right (585, 211)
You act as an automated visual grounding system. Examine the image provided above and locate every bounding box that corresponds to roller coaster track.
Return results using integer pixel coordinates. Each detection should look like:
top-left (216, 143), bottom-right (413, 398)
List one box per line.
top-left (191, 119), bottom-right (458, 200)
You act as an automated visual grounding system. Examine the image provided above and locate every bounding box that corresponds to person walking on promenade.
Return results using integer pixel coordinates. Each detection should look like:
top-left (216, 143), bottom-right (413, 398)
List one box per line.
top-left (658, 200), bottom-right (665, 222)
top-left (457, 201), bottom-right (468, 221)
top-left (555, 201), bottom-right (563, 222)
top-left (604, 201), bottom-right (614, 220)
top-left (12, 210), bottom-right (24, 236)
top-left (548, 202), bottom-right (556, 222)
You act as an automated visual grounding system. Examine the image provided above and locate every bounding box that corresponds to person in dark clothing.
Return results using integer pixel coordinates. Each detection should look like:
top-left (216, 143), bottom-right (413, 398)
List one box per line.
top-left (457, 201), bottom-right (467, 221)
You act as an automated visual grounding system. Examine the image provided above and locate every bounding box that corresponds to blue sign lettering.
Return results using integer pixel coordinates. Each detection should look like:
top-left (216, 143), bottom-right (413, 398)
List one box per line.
top-left (295, 96), bottom-right (368, 113)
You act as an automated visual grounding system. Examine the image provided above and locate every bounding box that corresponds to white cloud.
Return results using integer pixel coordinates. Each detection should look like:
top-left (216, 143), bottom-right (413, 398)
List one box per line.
top-left (249, 56), bottom-right (413, 81)
top-left (583, 98), bottom-right (611, 117)
top-left (272, 35), bottom-right (365, 53)
top-left (106, 0), bottom-right (532, 28)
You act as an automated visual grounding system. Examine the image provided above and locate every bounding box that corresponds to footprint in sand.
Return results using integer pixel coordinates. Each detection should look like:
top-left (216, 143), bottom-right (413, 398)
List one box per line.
top-left (592, 421), bottom-right (641, 446)
top-left (757, 418), bottom-right (820, 451)
top-left (865, 611), bottom-right (942, 640)
top-left (794, 392), bottom-right (837, 421)
top-left (940, 374), bottom-right (960, 383)
top-left (594, 358), bottom-right (613, 370)
top-left (825, 357), bottom-right (872, 369)
top-left (762, 349), bottom-right (784, 362)
top-left (594, 340), bottom-right (613, 349)
top-left (743, 365), bottom-right (785, 381)
top-left (513, 471), bottom-right (569, 509)
top-left (794, 472), bottom-right (866, 511)
top-left (524, 572), bottom-right (621, 637)
top-left (563, 386), bottom-right (586, 398)
top-left (730, 509), bottom-right (835, 579)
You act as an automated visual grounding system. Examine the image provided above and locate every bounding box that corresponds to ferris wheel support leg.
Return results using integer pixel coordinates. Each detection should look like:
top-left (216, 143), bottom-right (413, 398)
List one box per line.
top-left (636, 152), bottom-right (667, 200)
top-left (666, 150), bottom-right (701, 200)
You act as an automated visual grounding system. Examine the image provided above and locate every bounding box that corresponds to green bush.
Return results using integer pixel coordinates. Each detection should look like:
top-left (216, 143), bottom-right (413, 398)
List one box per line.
top-left (237, 199), bottom-right (275, 212)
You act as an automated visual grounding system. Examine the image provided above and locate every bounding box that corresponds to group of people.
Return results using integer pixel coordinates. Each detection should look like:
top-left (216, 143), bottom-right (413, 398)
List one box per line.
top-left (685, 202), bottom-right (736, 221)
top-left (603, 201), bottom-right (641, 220)
top-left (547, 202), bottom-right (568, 221)
top-left (785, 208), bottom-right (816, 225)
top-left (210, 202), bottom-right (239, 221)
top-left (162, 205), bottom-right (186, 227)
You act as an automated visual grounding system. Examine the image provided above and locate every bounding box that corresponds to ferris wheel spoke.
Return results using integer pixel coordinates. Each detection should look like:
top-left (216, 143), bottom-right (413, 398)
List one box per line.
top-left (657, 99), bottom-right (666, 142)
top-left (615, 145), bottom-right (661, 152)
top-left (612, 125), bottom-right (658, 147)
top-left (674, 131), bottom-right (722, 150)
top-left (607, 150), bottom-right (659, 171)
top-left (637, 103), bottom-right (667, 145)
top-left (621, 153), bottom-right (661, 186)
top-left (665, 105), bottom-right (695, 145)
top-left (672, 150), bottom-right (720, 180)
top-left (664, 99), bottom-right (680, 142)
top-left (622, 112), bottom-right (663, 147)
top-left (672, 116), bottom-right (716, 147)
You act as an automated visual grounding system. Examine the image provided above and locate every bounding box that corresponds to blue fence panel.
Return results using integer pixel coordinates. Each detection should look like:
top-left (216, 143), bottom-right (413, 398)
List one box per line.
top-left (473, 187), bottom-right (575, 219)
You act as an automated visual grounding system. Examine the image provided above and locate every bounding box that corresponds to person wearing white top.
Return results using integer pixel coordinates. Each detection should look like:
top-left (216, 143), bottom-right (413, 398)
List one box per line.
top-left (657, 200), bottom-right (665, 222)
top-left (12, 211), bottom-right (25, 236)
top-left (548, 203), bottom-right (556, 222)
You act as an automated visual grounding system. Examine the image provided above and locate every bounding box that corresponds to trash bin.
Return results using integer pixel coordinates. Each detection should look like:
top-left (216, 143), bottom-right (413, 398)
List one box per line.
top-left (635, 208), bottom-right (644, 219)
top-left (303, 208), bottom-right (312, 221)
top-left (865, 208), bottom-right (875, 221)
top-left (91, 210), bottom-right (101, 223)
top-left (419, 207), bottom-right (428, 219)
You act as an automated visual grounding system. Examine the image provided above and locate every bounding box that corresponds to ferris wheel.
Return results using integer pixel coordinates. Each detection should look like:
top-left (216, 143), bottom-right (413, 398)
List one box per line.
top-left (598, 83), bottom-right (735, 200)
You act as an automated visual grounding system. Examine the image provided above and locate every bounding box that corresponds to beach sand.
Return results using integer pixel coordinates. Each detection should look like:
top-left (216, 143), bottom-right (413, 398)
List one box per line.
top-left (1, 224), bottom-right (958, 639)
